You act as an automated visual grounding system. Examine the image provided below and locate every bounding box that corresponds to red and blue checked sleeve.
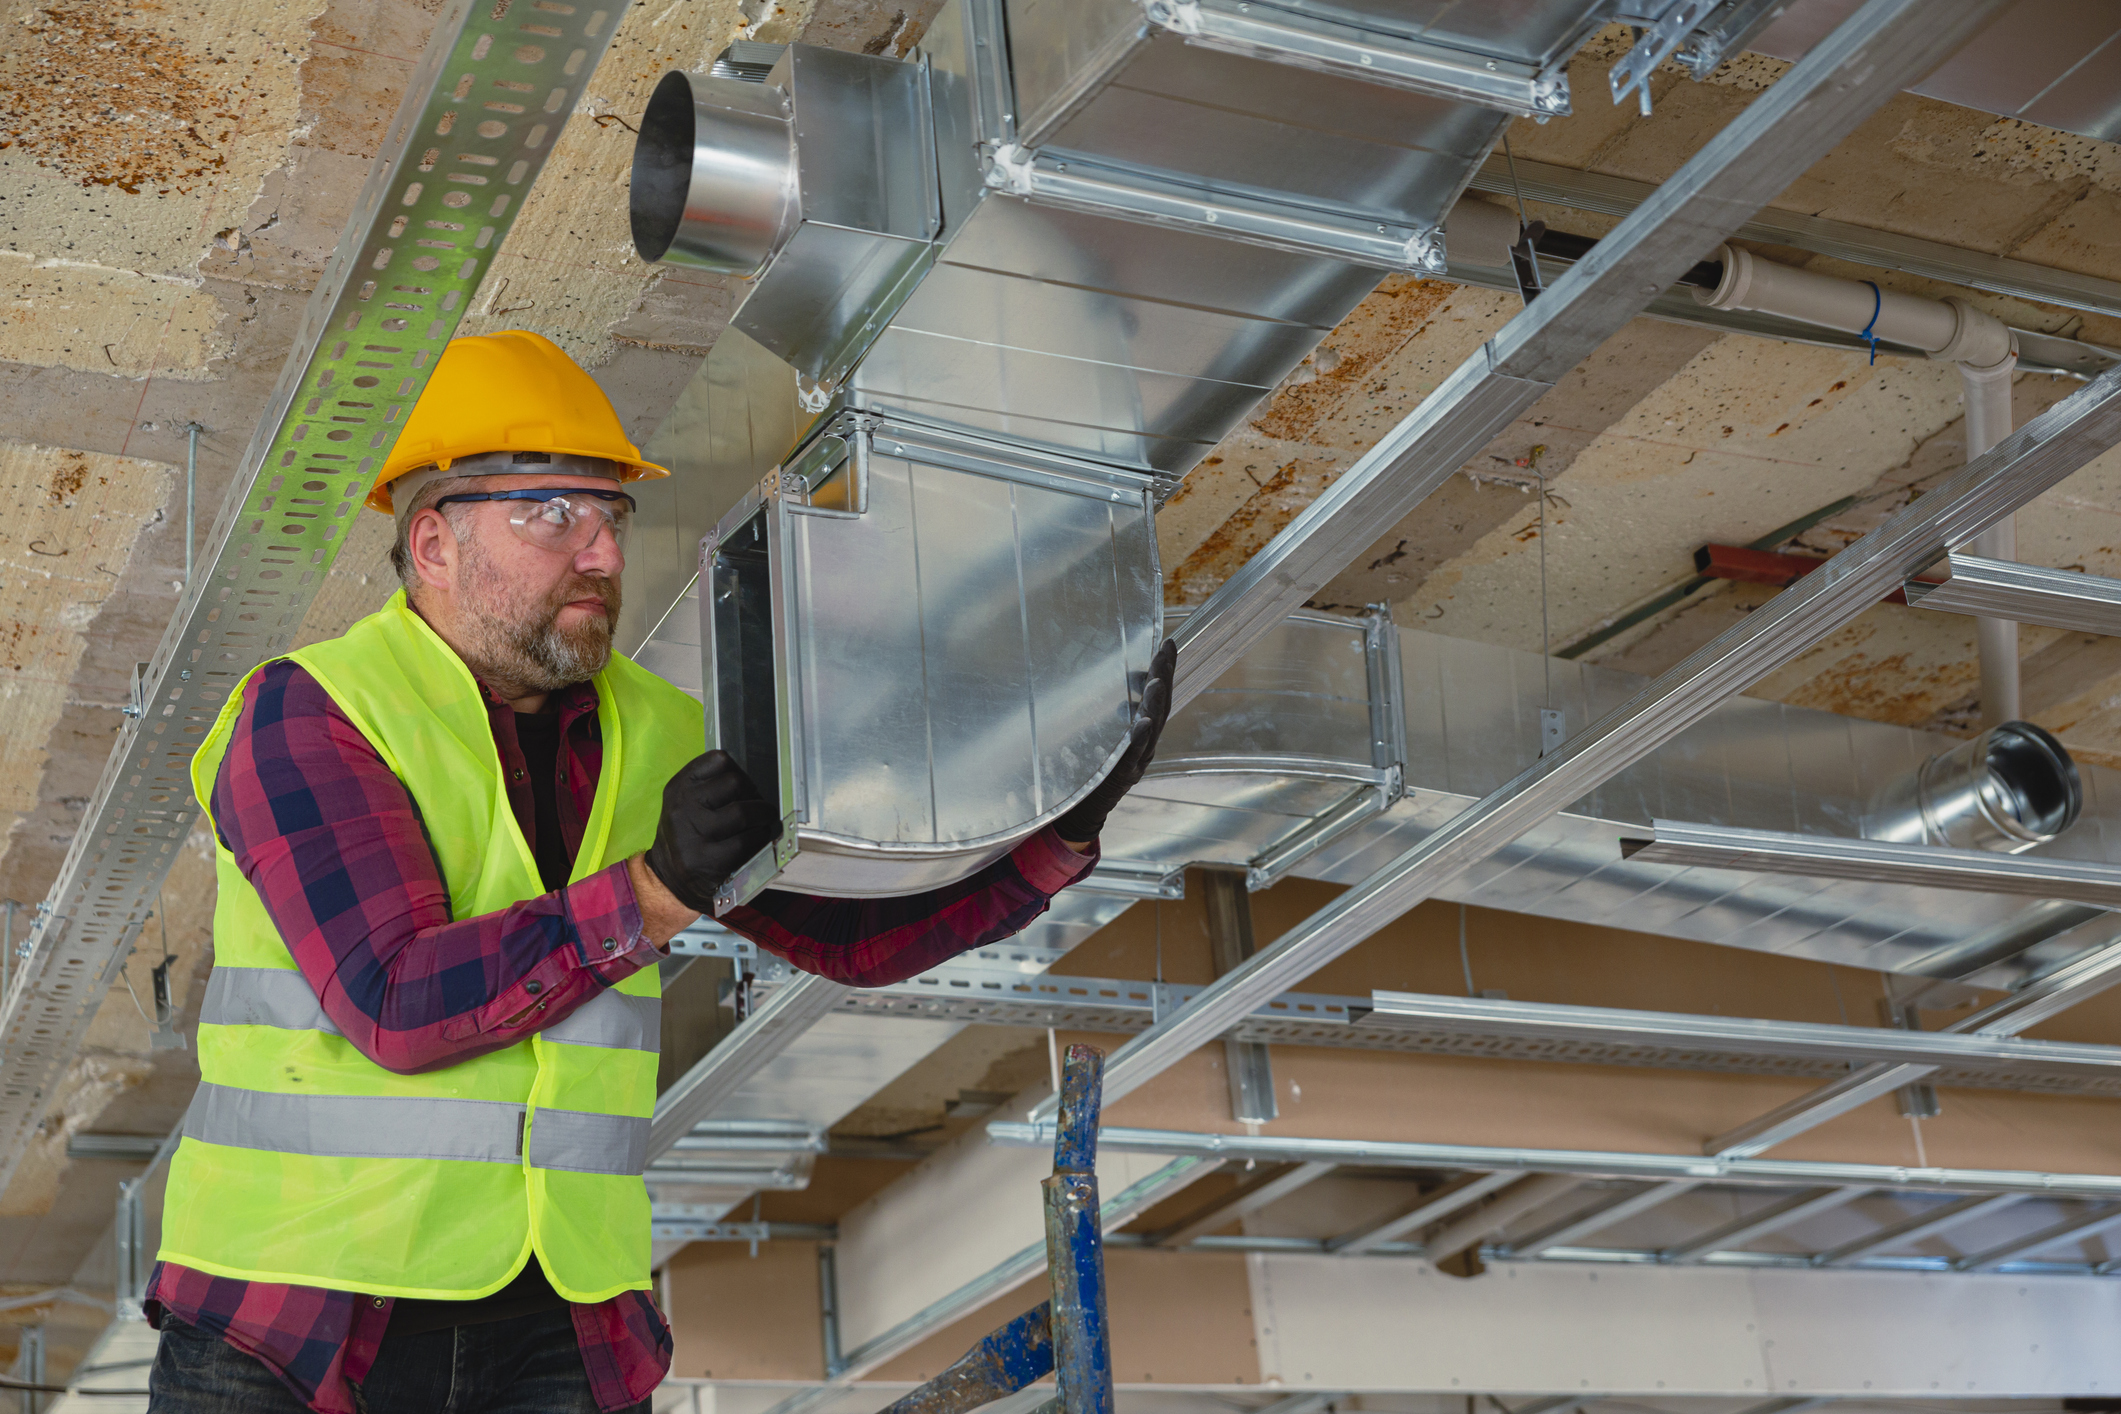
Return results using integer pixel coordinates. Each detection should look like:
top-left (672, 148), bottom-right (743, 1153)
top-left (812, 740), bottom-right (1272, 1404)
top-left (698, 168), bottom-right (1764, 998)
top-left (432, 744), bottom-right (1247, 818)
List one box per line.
top-left (209, 660), bottom-right (661, 1075)
top-left (718, 827), bottom-right (1099, 985)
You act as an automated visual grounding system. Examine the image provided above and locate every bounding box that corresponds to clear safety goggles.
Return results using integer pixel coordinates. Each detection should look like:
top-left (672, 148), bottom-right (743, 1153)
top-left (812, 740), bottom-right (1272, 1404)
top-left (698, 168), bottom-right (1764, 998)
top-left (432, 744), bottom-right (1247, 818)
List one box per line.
top-left (436, 486), bottom-right (636, 555)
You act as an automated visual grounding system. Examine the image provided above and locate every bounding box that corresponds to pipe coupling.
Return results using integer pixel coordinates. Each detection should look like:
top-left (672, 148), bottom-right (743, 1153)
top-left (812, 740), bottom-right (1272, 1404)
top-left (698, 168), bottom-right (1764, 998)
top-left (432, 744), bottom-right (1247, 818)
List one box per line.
top-left (1931, 296), bottom-right (2015, 371)
top-left (1691, 243), bottom-right (1752, 310)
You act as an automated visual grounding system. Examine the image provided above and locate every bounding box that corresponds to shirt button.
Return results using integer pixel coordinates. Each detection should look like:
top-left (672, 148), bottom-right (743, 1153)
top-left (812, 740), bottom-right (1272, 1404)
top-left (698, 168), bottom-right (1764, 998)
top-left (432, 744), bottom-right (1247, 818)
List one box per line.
top-left (524, 980), bottom-right (543, 996)
top-left (372, 1298), bottom-right (385, 1309)
top-left (601, 937), bottom-right (617, 953)
top-left (512, 769), bottom-right (525, 781)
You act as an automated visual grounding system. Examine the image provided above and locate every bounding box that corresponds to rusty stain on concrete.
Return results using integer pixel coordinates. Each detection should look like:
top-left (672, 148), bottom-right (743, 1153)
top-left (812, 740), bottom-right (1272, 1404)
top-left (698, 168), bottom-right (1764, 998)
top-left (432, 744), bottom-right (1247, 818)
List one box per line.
top-left (0, 4), bottom-right (228, 195)
top-left (1250, 275), bottom-right (1455, 444)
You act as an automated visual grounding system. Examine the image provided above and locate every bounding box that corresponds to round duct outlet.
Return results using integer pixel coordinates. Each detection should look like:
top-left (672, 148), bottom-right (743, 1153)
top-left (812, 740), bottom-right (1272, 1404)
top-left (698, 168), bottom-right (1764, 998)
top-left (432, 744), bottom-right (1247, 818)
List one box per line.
top-left (630, 68), bottom-right (798, 275)
top-left (1871, 720), bottom-right (2082, 854)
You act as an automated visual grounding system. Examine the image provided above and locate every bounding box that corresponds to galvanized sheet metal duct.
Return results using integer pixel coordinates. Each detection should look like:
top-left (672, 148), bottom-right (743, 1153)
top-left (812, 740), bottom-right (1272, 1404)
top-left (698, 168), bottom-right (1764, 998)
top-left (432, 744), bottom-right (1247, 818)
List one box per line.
top-left (625, 0), bottom-right (1615, 900)
top-left (1103, 625), bottom-right (2119, 992)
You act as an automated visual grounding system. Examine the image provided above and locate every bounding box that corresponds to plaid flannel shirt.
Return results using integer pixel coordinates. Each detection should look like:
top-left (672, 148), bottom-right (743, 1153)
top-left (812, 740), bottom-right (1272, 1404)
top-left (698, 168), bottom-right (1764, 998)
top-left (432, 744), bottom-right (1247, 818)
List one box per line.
top-left (148, 657), bottom-right (1096, 1412)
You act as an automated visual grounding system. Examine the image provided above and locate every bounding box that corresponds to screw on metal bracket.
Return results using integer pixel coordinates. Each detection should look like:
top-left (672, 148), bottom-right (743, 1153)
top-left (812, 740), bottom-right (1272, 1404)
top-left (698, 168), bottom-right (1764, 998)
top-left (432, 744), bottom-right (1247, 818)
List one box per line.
top-left (1540, 707), bottom-right (1565, 757)
top-left (122, 661), bottom-right (151, 719)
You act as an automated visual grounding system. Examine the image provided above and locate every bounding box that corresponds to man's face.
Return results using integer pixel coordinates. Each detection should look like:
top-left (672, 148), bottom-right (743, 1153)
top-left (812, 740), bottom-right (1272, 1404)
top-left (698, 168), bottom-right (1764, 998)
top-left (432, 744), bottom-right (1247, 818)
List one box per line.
top-left (428, 471), bottom-right (628, 693)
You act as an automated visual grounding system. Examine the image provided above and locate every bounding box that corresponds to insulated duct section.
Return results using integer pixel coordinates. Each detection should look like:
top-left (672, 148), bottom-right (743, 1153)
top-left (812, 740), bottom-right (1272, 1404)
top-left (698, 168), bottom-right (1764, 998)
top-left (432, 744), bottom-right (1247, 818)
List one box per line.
top-left (623, 0), bottom-right (1616, 904)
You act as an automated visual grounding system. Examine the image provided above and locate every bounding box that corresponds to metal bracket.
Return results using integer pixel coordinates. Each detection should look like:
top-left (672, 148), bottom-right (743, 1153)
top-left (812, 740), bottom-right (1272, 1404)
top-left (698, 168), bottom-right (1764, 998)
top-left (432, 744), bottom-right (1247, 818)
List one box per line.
top-left (1671, 0), bottom-right (1794, 80)
top-left (122, 662), bottom-right (149, 721)
top-left (1611, 0), bottom-right (1720, 114)
top-left (714, 819), bottom-right (803, 916)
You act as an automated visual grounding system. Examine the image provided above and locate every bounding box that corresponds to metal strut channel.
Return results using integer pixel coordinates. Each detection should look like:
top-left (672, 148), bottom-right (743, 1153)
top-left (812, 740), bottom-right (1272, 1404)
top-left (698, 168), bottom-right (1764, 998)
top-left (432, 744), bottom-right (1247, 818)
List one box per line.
top-left (1620, 820), bottom-right (2121, 908)
top-left (1705, 935), bottom-right (2121, 1157)
top-left (1904, 553), bottom-right (2121, 635)
top-left (648, 972), bottom-right (853, 1164)
top-left (987, 1122), bottom-right (2121, 1202)
top-left (1166, 0), bottom-right (2013, 710)
top-left (1045, 0), bottom-right (2031, 1125)
top-left (0, 0), bottom-right (638, 1187)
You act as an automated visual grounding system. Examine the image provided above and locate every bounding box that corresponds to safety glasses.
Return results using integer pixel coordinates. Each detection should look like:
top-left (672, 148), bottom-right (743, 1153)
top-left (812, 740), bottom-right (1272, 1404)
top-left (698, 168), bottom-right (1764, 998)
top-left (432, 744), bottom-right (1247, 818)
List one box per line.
top-left (435, 487), bottom-right (636, 555)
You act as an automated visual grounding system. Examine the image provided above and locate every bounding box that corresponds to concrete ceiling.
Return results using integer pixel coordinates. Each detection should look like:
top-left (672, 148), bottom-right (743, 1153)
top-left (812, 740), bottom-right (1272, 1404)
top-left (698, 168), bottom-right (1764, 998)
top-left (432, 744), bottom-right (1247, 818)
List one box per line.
top-left (3, 0), bottom-right (2121, 1382)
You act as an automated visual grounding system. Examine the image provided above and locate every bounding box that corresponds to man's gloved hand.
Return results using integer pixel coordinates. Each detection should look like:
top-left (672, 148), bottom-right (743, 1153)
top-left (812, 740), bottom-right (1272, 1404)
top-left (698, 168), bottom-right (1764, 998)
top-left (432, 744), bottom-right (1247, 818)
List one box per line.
top-left (643, 750), bottom-right (783, 914)
top-left (1054, 638), bottom-right (1177, 846)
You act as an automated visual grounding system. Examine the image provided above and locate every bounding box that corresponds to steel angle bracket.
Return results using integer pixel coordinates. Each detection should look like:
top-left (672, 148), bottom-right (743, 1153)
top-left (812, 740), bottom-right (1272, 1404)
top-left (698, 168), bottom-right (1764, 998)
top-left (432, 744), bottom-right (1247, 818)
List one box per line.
top-left (0, 0), bottom-right (637, 1186)
top-left (1144, 0), bottom-right (1573, 120)
top-left (1670, 0), bottom-right (1792, 79)
top-left (1611, 0), bottom-right (1720, 113)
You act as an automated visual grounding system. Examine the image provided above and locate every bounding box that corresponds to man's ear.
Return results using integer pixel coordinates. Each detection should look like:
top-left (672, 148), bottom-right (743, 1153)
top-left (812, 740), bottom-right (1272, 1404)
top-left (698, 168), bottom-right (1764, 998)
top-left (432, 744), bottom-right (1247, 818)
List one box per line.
top-left (405, 507), bottom-right (461, 596)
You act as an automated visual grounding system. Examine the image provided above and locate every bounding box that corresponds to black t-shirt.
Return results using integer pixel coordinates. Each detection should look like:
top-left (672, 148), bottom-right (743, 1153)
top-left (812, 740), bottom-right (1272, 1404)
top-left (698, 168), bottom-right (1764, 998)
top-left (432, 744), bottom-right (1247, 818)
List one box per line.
top-left (386, 709), bottom-right (575, 1336)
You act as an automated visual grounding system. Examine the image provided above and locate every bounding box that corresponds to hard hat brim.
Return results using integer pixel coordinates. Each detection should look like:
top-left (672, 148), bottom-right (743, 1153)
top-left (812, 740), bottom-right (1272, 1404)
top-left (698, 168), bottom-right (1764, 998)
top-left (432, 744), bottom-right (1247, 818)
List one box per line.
top-left (367, 450), bottom-right (670, 514)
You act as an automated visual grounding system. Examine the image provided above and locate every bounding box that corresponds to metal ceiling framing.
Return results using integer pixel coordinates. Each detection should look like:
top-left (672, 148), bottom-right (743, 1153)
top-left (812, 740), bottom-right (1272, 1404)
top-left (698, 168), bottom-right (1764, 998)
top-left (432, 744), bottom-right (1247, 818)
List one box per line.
top-left (734, 948), bottom-right (2121, 1098)
top-left (1904, 552), bottom-right (2121, 634)
top-left (0, 0), bottom-right (639, 1186)
top-left (648, 973), bottom-right (852, 1162)
top-left (990, 1122), bottom-right (2121, 1263)
top-left (1707, 934), bottom-right (2121, 1156)
top-left (1163, 0), bottom-right (2014, 711)
top-left (1062, 291), bottom-right (2121, 1128)
top-left (1622, 819), bottom-right (2121, 906)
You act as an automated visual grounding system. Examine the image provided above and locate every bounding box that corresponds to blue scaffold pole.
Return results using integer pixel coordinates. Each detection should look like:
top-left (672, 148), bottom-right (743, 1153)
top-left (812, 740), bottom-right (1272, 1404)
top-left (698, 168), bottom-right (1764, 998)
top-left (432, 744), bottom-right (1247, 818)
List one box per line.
top-left (874, 1044), bottom-right (1112, 1414)
top-left (1044, 1044), bottom-right (1114, 1414)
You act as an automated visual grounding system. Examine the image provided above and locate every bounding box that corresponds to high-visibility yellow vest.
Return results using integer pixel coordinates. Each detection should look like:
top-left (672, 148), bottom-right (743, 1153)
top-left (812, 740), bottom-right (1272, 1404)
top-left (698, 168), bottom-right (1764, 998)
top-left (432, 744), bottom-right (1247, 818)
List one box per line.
top-left (158, 592), bottom-right (704, 1302)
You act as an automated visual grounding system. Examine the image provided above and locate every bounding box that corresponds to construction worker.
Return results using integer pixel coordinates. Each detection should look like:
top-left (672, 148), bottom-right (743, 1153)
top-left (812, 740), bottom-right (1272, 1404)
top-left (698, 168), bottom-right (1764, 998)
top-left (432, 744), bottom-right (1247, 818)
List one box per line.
top-left (142, 331), bottom-right (1175, 1414)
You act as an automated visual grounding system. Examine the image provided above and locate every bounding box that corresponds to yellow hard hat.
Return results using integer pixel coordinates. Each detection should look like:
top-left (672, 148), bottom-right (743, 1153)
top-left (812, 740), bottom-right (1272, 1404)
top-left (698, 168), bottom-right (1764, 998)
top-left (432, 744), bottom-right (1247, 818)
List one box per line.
top-left (367, 330), bottom-right (668, 512)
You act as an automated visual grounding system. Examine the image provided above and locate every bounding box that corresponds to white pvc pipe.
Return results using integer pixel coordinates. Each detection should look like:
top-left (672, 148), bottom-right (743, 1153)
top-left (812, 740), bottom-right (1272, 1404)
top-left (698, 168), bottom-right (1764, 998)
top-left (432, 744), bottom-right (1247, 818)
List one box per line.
top-left (1444, 196), bottom-right (1521, 269)
top-left (1692, 244), bottom-right (2014, 368)
top-left (1963, 355), bottom-right (2020, 725)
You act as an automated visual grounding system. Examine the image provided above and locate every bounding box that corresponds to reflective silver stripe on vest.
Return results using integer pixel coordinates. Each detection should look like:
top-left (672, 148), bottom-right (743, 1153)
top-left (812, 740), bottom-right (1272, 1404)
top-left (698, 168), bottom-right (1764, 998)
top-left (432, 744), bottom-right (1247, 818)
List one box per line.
top-left (183, 1083), bottom-right (523, 1165)
top-left (540, 989), bottom-right (660, 1052)
top-left (200, 968), bottom-right (341, 1035)
top-left (526, 1108), bottom-right (649, 1176)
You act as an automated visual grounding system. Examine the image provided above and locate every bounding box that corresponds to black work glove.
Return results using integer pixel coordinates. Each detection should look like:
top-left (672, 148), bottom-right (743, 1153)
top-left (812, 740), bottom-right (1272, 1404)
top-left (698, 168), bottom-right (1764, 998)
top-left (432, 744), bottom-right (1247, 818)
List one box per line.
top-left (1054, 638), bottom-right (1177, 846)
top-left (644, 750), bottom-right (783, 913)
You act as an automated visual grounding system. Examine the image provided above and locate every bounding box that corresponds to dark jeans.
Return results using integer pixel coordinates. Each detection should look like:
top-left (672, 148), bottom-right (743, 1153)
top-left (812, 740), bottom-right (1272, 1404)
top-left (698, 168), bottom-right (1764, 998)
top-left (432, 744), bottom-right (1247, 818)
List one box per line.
top-left (147, 1309), bottom-right (650, 1414)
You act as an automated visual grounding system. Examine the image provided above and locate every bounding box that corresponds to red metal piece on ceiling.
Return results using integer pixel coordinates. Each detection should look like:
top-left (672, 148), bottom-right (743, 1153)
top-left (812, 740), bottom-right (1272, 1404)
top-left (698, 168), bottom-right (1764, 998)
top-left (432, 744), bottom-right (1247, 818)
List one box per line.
top-left (1694, 544), bottom-right (1942, 605)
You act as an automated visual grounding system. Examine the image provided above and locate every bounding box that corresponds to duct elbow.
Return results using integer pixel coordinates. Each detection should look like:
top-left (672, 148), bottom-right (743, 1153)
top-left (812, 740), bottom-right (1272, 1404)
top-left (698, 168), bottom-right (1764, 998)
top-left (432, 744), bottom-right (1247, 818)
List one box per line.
top-left (1865, 720), bottom-right (2081, 854)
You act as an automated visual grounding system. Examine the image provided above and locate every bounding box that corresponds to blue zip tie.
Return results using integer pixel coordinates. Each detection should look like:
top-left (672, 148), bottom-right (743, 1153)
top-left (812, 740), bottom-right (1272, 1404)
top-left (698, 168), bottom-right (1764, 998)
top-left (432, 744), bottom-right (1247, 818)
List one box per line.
top-left (1859, 280), bottom-right (1882, 365)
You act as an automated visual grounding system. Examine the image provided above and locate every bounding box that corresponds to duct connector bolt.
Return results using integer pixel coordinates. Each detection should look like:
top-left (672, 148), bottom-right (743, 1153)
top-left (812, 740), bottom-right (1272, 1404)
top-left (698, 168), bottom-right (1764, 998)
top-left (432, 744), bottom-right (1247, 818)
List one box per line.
top-left (629, 68), bottom-right (799, 276)
top-left (1693, 244), bottom-right (2013, 369)
top-left (1866, 720), bottom-right (2081, 854)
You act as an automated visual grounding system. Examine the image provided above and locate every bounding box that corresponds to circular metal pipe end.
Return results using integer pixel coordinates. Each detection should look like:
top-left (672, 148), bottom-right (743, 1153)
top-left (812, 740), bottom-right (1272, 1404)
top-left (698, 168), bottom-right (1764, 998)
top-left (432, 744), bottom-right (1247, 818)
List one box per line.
top-left (1917, 720), bottom-right (2081, 853)
top-left (629, 68), bottom-right (798, 274)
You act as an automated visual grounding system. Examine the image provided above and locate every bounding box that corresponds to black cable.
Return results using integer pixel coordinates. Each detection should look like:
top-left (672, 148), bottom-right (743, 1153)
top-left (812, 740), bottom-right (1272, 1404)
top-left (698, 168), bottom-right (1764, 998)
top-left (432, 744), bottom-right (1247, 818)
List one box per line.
top-left (1527, 227), bottom-right (1724, 290)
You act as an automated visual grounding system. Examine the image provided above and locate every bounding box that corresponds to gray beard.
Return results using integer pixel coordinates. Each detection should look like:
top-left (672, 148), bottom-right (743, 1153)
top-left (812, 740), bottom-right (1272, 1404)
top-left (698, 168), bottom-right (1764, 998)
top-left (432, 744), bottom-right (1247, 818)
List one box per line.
top-left (455, 533), bottom-right (620, 695)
